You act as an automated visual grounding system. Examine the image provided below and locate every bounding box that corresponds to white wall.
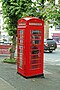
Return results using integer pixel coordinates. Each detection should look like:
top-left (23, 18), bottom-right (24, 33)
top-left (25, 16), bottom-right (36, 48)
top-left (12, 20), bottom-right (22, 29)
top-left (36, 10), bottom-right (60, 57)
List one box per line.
top-left (49, 25), bottom-right (60, 47)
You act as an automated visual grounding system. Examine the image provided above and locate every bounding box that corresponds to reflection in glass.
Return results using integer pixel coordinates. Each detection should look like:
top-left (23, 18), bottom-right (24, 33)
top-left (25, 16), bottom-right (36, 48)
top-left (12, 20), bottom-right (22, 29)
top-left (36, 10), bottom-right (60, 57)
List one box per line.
top-left (31, 60), bottom-right (39, 64)
top-left (32, 30), bottom-right (41, 34)
top-left (19, 30), bottom-right (24, 68)
top-left (20, 39), bottom-right (23, 44)
top-left (32, 40), bottom-right (40, 44)
top-left (32, 50), bottom-right (39, 54)
top-left (20, 35), bottom-right (23, 39)
top-left (31, 55), bottom-right (39, 59)
top-left (20, 54), bottom-right (23, 59)
top-left (31, 65), bottom-right (40, 69)
top-left (20, 46), bottom-right (23, 53)
top-left (20, 30), bottom-right (23, 34)
top-left (20, 54), bottom-right (23, 67)
top-left (32, 35), bottom-right (39, 39)
top-left (20, 59), bottom-right (22, 67)
top-left (31, 45), bottom-right (38, 49)
top-left (30, 30), bottom-right (41, 69)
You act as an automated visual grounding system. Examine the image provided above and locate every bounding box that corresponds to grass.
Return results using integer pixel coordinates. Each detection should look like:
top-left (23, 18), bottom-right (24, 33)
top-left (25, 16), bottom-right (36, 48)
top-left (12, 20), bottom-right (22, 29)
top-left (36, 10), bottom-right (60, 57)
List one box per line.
top-left (3, 58), bottom-right (16, 64)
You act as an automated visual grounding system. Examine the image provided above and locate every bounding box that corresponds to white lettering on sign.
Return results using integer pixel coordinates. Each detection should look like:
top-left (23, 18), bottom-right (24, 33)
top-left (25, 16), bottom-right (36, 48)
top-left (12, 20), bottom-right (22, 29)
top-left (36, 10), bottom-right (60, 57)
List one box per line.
top-left (18, 26), bottom-right (26, 28)
top-left (29, 23), bottom-right (42, 26)
top-left (18, 22), bottom-right (26, 28)
top-left (18, 23), bottom-right (26, 26)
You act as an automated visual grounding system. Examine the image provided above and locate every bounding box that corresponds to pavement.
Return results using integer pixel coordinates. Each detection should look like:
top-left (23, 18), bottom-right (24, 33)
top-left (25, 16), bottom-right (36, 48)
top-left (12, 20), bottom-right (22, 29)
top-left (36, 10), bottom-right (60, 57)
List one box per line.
top-left (0, 78), bottom-right (16, 90)
top-left (0, 49), bottom-right (60, 90)
top-left (0, 56), bottom-right (16, 90)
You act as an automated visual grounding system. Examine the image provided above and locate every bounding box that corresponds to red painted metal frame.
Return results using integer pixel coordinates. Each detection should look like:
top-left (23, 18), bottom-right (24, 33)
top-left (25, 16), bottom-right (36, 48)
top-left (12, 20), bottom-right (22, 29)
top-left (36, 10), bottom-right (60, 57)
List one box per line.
top-left (17, 17), bottom-right (44, 77)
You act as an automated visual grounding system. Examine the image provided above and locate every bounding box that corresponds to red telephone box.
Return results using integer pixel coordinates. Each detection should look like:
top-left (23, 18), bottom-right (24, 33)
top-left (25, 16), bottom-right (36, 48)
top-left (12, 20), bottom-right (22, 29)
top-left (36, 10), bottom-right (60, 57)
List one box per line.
top-left (17, 17), bottom-right (44, 77)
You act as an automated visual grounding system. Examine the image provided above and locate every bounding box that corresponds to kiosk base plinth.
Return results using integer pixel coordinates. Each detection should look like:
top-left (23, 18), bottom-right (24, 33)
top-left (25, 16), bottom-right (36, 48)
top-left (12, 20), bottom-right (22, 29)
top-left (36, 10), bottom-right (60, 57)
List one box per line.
top-left (17, 72), bottom-right (44, 79)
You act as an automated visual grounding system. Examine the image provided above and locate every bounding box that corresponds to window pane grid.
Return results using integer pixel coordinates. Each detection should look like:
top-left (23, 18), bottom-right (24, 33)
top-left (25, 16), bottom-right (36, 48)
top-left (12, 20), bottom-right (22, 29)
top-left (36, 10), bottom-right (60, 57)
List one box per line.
top-left (30, 30), bottom-right (42, 69)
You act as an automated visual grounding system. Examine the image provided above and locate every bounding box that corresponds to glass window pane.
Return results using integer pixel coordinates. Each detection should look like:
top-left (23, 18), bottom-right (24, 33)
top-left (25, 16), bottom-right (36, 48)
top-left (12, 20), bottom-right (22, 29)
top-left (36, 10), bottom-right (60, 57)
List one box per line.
top-left (32, 40), bottom-right (40, 44)
top-left (32, 50), bottom-right (39, 54)
top-left (20, 35), bottom-right (23, 39)
top-left (20, 30), bottom-right (23, 34)
top-left (20, 39), bottom-right (23, 44)
top-left (30, 30), bottom-right (42, 69)
top-left (32, 30), bottom-right (41, 34)
top-left (19, 30), bottom-right (24, 68)
top-left (20, 46), bottom-right (23, 53)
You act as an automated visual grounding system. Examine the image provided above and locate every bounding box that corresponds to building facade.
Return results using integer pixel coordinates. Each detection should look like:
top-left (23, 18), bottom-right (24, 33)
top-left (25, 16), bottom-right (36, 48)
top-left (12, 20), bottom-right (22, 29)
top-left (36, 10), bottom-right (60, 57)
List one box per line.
top-left (49, 25), bottom-right (60, 47)
top-left (0, 3), bottom-right (11, 44)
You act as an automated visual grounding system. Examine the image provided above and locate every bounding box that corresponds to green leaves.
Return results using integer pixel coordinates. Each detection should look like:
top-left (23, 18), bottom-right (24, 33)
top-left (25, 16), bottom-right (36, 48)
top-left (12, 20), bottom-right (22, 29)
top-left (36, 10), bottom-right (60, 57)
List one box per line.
top-left (40, 2), bottom-right (60, 25)
top-left (1, 0), bottom-right (33, 37)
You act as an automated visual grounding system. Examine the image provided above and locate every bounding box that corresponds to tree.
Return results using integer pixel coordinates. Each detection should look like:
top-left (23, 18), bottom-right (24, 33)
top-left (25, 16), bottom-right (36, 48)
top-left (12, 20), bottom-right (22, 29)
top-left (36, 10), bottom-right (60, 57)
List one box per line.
top-left (40, 2), bottom-right (60, 25)
top-left (1, 0), bottom-right (33, 59)
top-left (1, 0), bottom-right (18, 59)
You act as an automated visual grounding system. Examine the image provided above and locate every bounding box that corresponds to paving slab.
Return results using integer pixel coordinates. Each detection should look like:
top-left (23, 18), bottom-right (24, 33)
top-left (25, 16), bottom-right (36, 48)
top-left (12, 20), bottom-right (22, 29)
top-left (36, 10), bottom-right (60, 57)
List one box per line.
top-left (0, 78), bottom-right (16, 90)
